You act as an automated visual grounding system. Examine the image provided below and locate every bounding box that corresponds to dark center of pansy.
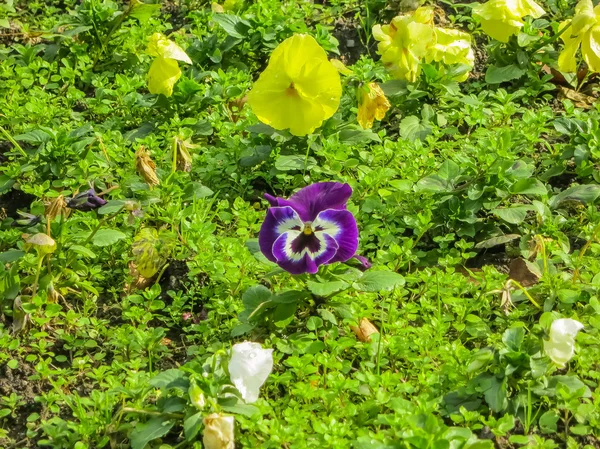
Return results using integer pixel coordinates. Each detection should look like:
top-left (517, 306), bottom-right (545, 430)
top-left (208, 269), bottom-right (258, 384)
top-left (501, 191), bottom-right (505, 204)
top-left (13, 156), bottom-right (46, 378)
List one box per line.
top-left (290, 231), bottom-right (321, 254)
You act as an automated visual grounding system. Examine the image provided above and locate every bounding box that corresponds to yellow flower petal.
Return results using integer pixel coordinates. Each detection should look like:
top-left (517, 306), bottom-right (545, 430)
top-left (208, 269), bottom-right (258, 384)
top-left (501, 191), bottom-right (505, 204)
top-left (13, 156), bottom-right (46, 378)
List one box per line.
top-left (357, 82), bottom-right (391, 129)
top-left (558, 20), bottom-right (581, 73)
top-left (572, 0), bottom-right (597, 35)
top-left (147, 33), bottom-right (192, 63)
top-left (473, 0), bottom-right (545, 42)
top-left (148, 57), bottom-right (182, 97)
top-left (582, 24), bottom-right (600, 72)
top-left (247, 34), bottom-right (341, 136)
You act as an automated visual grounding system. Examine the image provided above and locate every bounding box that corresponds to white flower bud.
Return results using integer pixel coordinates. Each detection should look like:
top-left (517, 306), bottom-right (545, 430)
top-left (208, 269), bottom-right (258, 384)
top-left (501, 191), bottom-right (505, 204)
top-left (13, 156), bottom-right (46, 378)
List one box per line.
top-left (203, 413), bottom-right (234, 449)
top-left (188, 384), bottom-right (205, 409)
top-left (543, 318), bottom-right (584, 366)
top-left (228, 341), bottom-right (273, 403)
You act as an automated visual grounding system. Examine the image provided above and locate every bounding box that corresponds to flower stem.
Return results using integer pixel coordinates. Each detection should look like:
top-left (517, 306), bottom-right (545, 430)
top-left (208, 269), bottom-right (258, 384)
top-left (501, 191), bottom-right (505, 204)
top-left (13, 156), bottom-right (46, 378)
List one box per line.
top-left (508, 279), bottom-right (541, 309)
top-left (31, 256), bottom-right (45, 298)
top-left (0, 126), bottom-right (26, 157)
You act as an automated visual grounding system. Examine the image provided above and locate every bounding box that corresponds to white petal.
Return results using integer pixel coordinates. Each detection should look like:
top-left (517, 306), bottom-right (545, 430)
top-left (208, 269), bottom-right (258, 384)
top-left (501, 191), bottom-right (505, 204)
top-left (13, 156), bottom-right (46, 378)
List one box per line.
top-left (228, 342), bottom-right (273, 403)
top-left (549, 318), bottom-right (584, 340)
top-left (543, 339), bottom-right (575, 367)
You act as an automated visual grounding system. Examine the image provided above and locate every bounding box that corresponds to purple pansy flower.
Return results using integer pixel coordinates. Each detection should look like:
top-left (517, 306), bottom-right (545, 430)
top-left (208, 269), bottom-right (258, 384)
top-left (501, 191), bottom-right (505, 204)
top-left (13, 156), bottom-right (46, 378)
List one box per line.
top-left (67, 189), bottom-right (107, 212)
top-left (259, 182), bottom-right (359, 274)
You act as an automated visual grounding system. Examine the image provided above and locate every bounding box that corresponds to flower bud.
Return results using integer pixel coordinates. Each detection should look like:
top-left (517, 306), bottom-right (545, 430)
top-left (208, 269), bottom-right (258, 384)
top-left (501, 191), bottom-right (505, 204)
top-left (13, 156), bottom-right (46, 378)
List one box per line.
top-left (136, 146), bottom-right (160, 187)
top-left (188, 383), bottom-right (206, 409)
top-left (11, 211), bottom-right (41, 228)
top-left (228, 341), bottom-right (273, 403)
top-left (203, 414), bottom-right (234, 449)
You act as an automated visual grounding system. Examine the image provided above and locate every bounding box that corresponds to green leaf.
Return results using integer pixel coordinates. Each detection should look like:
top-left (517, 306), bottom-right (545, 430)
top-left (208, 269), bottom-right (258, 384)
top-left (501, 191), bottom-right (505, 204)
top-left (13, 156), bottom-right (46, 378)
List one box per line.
top-left (485, 65), bottom-right (526, 84)
top-left (149, 369), bottom-right (189, 391)
top-left (129, 1), bottom-right (161, 21)
top-left (478, 374), bottom-right (507, 412)
top-left (353, 271), bottom-right (405, 292)
top-left (400, 115), bottom-right (432, 142)
top-left (97, 200), bottom-right (125, 215)
top-left (212, 14), bottom-right (251, 39)
top-left (68, 245), bottom-right (97, 259)
top-left (0, 250), bottom-right (25, 263)
top-left (338, 127), bottom-right (381, 144)
top-left (13, 129), bottom-right (52, 143)
top-left (539, 410), bottom-right (559, 434)
top-left (91, 229), bottom-right (126, 247)
top-left (502, 327), bottom-right (524, 351)
top-left (475, 234), bottom-right (520, 249)
top-left (183, 182), bottom-right (214, 201)
top-left (183, 412), bottom-right (203, 441)
top-left (307, 280), bottom-right (349, 296)
top-left (510, 179), bottom-right (547, 196)
top-left (549, 184), bottom-right (600, 209)
top-left (275, 155), bottom-right (316, 171)
top-left (130, 417), bottom-right (174, 449)
top-left (491, 206), bottom-right (531, 224)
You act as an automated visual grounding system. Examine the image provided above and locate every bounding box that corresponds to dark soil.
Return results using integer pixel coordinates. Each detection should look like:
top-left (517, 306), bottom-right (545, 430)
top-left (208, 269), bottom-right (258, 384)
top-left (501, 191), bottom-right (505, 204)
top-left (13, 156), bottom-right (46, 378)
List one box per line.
top-left (332, 18), bottom-right (371, 65)
top-left (0, 362), bottom-right (43, 448)
top-left (0, 189), bottom-right (36, 219)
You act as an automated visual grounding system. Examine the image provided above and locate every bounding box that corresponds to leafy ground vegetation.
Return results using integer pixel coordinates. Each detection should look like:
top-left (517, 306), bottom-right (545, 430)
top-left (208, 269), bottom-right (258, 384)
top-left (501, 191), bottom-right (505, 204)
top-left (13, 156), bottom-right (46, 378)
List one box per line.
top-left (1, 0), bottom-right (600, 448)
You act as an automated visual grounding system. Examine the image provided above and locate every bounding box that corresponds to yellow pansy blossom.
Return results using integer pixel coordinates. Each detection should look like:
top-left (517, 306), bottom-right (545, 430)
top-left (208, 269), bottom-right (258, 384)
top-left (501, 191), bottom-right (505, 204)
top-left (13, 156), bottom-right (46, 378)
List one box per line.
top-left (357, 83), bottom-right (391, 129)
top-left (247, 34), bottom-right (342, 136)
top-left (558, 0), bottom-right (600, 73)
top-left (472, 0), bottom-right (545, 43)
top-left (428, 28), bottom-right (475, 82)
top-left (146, 33), bottom-right (192, 97)
top-left (372, 6), bottom-right (436, 82)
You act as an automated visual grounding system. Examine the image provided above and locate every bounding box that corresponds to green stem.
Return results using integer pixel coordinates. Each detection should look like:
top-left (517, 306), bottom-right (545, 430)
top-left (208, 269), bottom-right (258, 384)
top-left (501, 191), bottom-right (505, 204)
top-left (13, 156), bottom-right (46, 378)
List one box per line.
top-left (0, 126), bottom-right (27, 157)
top-left (508, 280), bottom-right (541, 309)
top-left (171, 136), bottom-right (178, 174)
top-left (31, 256), bottom-right (45, 298)
top-left (82, 210), bottom-right (122, 246)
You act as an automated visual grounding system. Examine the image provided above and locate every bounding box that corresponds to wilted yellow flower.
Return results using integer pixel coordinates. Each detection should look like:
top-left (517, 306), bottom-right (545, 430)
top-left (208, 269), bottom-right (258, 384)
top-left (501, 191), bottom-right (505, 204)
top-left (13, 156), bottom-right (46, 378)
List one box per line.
top-left (247, 34), bottom-right (342, 136)
top-left (26, 233), bottom-right (56, 256)
top-left (45, 195), bottom-right (68, 220)
top-left (136, 146), bottom-right (160, 187)
top-left (372, 6), bottom-right (436, 82)
top-left (357, 83), bottom-right (391, 129)
top-left (472, 0), bottom-right (545, 43)
top-left (203, 414), bottom-right (235, 449)
top-left (428, 28), bottom-right (475, 81)
top-left (146, 33), bottom-right (192, 97)
top-left (558, 0), bottom-right (600, 73)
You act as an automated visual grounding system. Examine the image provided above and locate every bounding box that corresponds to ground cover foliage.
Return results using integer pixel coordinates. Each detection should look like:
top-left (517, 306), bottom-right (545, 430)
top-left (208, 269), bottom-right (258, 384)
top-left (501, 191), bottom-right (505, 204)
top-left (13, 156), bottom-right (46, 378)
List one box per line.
top-left (1, 0), bottom-right (600, 448)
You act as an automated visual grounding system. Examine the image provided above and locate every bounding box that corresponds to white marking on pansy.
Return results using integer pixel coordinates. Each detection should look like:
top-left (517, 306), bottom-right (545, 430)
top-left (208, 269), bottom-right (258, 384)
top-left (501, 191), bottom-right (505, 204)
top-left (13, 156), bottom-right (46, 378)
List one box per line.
top-left (312, 210), bottom-right (342, 239)
top-left (275, 210), bottom-right (303, 234)
top-left (280, 230), bottom-right (330, 262)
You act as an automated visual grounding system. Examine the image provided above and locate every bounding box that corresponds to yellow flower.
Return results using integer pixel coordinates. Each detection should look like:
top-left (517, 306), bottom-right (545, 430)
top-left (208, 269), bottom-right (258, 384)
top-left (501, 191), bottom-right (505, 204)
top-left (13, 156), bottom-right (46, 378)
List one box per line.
top-left (472, 0), bottom-right (545, 43)
top-left (203, 414), bottom-right (235, 449)
top-left (372, 6), bottom-right (436, 82)
top-left (330, 58), bottom-right (354, 76)
top-left (558, 0), bottom-right (600, 73)
top-left (428, 28), bottom-right (475, 81)
top-left (357, 83), bottom-right (391, 129)
top-left (247, 34), bottom-right (342, 136)
top-left (146, 33), bottom-right (192, 97)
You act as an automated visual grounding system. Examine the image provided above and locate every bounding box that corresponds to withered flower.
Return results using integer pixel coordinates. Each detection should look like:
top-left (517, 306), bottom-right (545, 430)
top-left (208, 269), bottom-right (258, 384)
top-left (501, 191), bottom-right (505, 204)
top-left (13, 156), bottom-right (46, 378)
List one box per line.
top-left (136, 146), bottom-right (160, 187)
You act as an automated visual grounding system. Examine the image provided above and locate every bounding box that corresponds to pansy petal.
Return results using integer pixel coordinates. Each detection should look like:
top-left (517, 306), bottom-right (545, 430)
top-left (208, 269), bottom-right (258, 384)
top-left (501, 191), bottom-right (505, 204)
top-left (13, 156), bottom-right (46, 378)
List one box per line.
top-left (313, 209), bottom-right (359, 263)
top-left (266, 182), bottom-right (352, 222)
top-left (258, 206), bottom-right (303, 263)
top-left (272, 232), bottom-right (338, 274)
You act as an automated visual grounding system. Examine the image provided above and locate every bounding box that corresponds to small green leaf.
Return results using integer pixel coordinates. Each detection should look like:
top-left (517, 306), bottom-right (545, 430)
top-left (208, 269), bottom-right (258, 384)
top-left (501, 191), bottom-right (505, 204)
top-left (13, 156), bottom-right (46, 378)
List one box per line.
top-left (275, 155), bottom-right (316, 171)
top-left (400, 115), bottom-right (432, 142)
top-left (353, 271), bottom-right (405, 292)
top-left (183, 412), bottom-right (203, 441)
top-left (91, 229), bottom-right (126, 247)
top-left (212, 14), bottom-right (252, 39)
top-left (0, 250), bottom-right (25, 263)
top-left (510, 179), bottom-right (547, 196)
top-left (485, 65), bottom-right (526, 84)
top-left (307, 280), bottom-right (349, 296)
top-left (549, 184), bottom-right (600, 208)
top-left (491, 206), bottom-right (531, 224)
top-left (130, 417), bottom-right (174, 449)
